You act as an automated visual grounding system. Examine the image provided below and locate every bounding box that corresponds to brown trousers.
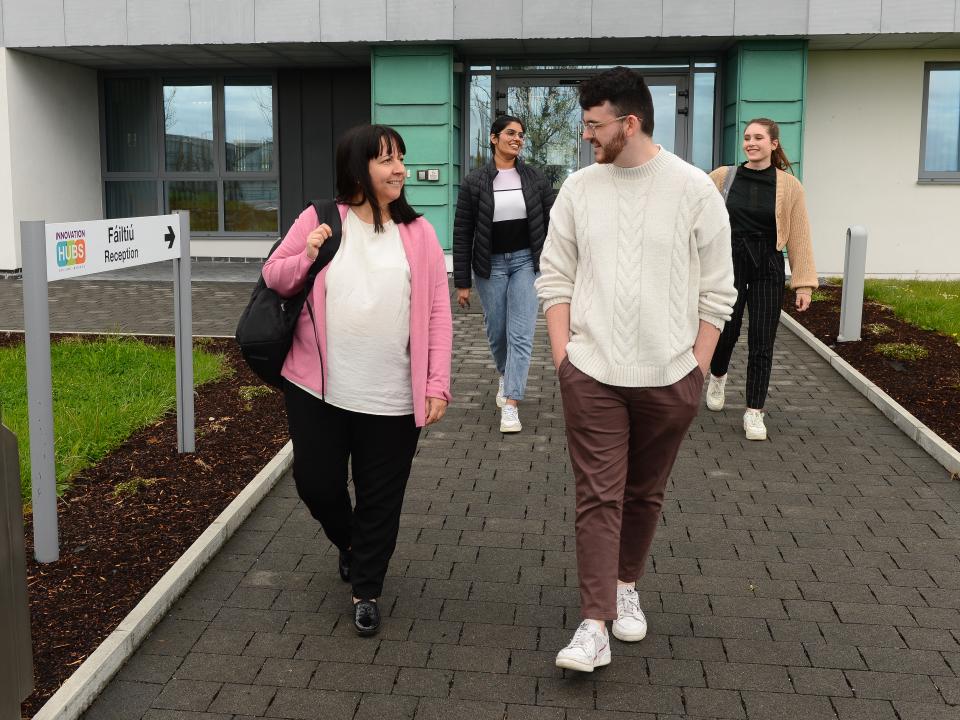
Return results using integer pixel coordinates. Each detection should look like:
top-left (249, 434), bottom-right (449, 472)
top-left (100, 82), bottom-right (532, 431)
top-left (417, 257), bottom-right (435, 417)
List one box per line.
top-left (558, 358), bottom-right (702, 619)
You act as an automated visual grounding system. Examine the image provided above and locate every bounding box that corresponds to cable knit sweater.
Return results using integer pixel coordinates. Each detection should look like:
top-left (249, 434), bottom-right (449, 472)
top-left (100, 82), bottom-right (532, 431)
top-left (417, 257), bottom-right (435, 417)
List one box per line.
top-left (536, 149), bottom-right (737, 388)
top-left (708, 165), bottom-right (818, 291)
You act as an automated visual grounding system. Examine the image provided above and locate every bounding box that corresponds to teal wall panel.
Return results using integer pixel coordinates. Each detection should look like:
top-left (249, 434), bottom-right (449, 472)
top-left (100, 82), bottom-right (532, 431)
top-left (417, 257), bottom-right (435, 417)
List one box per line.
top-left (372, 45), bottom-right (458, 251)
top-left (722, 40), bottom-right (807, 179)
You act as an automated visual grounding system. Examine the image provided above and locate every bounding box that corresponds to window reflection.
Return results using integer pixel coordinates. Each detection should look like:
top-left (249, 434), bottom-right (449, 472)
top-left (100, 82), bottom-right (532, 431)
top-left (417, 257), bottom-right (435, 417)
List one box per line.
top-left (225, 82), bottom-right (274, 172)
top-left (924, 68), bottom-right (960, 173)
top-left (167, 181), bottom-right (218, 231)
top-left (468, 74), bottom-right (492, 170)
top-left (691, 73), bottom-right (716, 171)
top-left (106, 181), bottom-right (158, 218)
top-left (507, 85), bottom-right (582, 189)
top-left (649, 85), bottom-right (677, 154)
top-left (225, 181), bottom-right (278, 232)
top-left (164, 83), bottom-right (214, 172)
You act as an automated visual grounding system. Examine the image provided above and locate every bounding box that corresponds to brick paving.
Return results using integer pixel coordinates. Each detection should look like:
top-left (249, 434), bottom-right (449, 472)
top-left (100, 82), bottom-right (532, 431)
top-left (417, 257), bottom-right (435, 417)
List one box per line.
top-left (8, 277), bottom-right (958, 719)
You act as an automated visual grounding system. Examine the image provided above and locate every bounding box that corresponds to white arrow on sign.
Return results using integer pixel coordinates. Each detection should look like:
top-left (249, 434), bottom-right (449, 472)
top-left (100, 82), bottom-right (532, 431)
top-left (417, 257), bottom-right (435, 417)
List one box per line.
top-left (44, 214), bottom-right (182, 281)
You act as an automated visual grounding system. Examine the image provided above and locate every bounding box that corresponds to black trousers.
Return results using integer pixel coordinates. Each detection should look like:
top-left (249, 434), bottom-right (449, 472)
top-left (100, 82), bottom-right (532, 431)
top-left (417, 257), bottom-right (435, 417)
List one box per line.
top-left (710, 234), bottom-right (786, 410)
top-left (282, 380), bottom-right (421, 600)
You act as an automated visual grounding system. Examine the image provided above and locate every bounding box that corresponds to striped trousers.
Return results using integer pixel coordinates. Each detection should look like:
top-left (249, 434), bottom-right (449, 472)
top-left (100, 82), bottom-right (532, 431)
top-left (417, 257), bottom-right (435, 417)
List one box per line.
top-left (710, 233), bottom-right (785, 410)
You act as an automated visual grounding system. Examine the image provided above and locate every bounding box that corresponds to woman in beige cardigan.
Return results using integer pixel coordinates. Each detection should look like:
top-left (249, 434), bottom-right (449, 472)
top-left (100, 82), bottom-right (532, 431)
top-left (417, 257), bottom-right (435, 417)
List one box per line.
top-left (705, 118), bottom-right (817, 441)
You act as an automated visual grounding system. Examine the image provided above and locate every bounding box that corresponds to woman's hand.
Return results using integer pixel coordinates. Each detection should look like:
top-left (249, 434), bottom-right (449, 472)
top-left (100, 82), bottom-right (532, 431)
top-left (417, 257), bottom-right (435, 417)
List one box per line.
top-left (306, 223), bottom-right (334, 261)
top-left (425, 397), bottom-right (448, 426)
top-left (456, 288), bottom-right (471, 309)
top-left (795, 291), bottom-right (812, 312)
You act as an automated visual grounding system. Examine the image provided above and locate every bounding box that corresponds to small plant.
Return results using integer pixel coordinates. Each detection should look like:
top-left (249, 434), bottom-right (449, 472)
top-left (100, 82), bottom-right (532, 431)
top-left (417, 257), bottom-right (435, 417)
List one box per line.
top-left (239, 384), bottom-right (274, 410)
top-left (811, 289), bottom-right (831, 302)
top-left (112, 476), bottom-right (157, 498)
top-left (865, 323), bottom-right (893, 336)
top-left (875, 342), bottom-right (929, 361)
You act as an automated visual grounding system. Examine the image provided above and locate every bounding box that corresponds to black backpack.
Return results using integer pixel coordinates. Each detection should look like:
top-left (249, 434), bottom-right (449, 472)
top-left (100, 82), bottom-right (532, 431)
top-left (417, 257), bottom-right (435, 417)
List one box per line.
top-left (235, 200), bottom-right (342, 388)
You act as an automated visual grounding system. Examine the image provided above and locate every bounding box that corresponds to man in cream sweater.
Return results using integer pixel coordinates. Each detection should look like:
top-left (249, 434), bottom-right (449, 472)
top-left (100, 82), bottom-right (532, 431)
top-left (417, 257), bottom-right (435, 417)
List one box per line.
top-left (536, 67), bottom-right (736, 672)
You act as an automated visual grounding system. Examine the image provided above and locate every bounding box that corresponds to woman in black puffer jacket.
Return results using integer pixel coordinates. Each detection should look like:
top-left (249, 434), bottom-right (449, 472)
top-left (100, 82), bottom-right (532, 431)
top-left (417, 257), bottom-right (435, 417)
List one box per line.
top-left (453, 115), bottom-right (555, 434)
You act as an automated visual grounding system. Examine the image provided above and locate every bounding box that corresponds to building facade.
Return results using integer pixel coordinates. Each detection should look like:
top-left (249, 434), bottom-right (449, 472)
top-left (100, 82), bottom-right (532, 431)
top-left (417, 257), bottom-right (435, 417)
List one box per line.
top-left (0, 0), bottom-right (957, 277)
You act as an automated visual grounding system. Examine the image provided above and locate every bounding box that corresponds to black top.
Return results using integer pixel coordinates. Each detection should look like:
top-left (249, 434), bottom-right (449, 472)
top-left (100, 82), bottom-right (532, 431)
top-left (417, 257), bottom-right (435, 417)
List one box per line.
top-left (726, 163), bottom-right (777, 240)
top-left (491, 169), bottom-right (531, 254)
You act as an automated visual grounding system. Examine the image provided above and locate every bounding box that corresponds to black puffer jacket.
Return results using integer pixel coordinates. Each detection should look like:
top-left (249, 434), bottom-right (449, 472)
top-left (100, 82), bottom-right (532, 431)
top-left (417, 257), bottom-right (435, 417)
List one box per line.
top-left (453, 158), bottom-right (556, 288)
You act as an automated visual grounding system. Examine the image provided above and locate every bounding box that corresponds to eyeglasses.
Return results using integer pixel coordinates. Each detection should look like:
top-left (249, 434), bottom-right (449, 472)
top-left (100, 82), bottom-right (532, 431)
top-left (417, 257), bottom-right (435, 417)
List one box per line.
top-left (498, 129), bottom-right (526, 140)
top-left (580, 115), bottom-right (631, 136)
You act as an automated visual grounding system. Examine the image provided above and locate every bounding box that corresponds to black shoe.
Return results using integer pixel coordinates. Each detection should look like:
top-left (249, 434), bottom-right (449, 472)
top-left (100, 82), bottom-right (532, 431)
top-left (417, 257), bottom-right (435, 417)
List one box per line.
top-left (353, 599), bottom-right (380, 636)
top-left (338, 549), bottom-right (350, 583)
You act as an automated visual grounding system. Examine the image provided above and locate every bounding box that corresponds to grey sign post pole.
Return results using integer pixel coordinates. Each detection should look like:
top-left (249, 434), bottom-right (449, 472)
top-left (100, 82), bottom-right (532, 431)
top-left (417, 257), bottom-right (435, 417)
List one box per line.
top-left (172, 211), bottom-right (194, 454)
top-left (21, 219), bottom-right (59, 563)
top-left (0, 419), bottom-right (35, 717)
top-left (838, 225), bottom-right (868, 343)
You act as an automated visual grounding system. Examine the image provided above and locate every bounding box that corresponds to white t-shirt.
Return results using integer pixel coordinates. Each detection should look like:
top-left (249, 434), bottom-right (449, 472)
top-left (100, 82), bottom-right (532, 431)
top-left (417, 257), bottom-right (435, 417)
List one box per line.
top-left (308, 208), bottom-right (413, 415)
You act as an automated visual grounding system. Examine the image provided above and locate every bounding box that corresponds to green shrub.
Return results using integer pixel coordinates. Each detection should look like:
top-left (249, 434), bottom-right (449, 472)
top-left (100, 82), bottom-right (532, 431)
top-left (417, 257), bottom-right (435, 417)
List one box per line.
top-left (874, 342), bottom-right (929, 361)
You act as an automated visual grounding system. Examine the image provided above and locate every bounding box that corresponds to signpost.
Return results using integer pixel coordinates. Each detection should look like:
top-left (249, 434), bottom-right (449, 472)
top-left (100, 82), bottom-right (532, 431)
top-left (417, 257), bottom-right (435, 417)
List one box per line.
top-left (21, 212), bottom-right (192, 563)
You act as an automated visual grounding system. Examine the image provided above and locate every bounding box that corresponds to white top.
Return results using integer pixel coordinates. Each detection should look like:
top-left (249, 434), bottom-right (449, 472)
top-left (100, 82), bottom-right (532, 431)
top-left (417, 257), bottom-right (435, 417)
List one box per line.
top-left (535, 148), bottom-right (737, 388)
top-left (492, 168), bottom-right (526, 221)
top-left (313, 208), bottom-right (413, 415)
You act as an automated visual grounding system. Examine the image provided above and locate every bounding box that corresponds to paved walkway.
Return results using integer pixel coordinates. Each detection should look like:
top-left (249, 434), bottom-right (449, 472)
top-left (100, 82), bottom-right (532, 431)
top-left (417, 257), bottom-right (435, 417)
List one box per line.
top-left (6, 277), bottom-right (958, 720)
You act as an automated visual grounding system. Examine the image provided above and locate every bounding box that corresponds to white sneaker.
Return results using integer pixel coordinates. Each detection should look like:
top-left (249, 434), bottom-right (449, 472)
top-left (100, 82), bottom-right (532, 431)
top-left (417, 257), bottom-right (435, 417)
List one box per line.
top-left (496, 376), bottom-right (506, 408)
top-left (743, 409), bottom-right (767, 440)
top-left (706, 373), bottom-right (726, 411)
top-left (612, 585), bottom-right (648, 642)
top-left (500, 404), bottom-right (521, 433)
top-left (555, 620), bottom-right (611, 672)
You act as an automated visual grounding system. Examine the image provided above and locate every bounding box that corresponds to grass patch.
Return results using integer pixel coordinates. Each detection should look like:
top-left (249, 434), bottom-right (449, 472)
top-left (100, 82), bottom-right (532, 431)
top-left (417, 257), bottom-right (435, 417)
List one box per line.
top-left (239, 385), bottom-right (274, 410)
top-left (112, 476), bottom-right (158, 498)
top-left (863, 280), bottom-right (960, 339)
top-left (875, 342), bottom-right (929, 361)
top-left (810, 289), bottom-right (832, 302)
top-left (864, 323), bottom-right (893, 336)
top-left (0, 336), bottom-right (227, 501)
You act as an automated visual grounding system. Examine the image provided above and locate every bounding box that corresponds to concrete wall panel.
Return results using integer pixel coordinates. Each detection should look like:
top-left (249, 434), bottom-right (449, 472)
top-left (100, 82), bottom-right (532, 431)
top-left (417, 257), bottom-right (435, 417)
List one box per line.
top-left (254, 0), bottom-right (321, 42)
top-left (320, 0), bottom-right (385, 41)
top-left (522, 0), bottom-right (591, 39)
top-left (190, 0), bottom-right (255, 44)
top-left (387, 0), bottom-right (454, 40)
top-left (1, 0), bottom-right (65, 46)
top-left (808, 0), bottom-right (881, 34)
top-left (734, 0), bottom-right (808, 36)
top-left (591, 0), bottom-right (661, 39)
top-left (805, 49), bottom-right (959, 277)
top-left (65, 0), bottom-right (127, 46)
top-left (663, 0), bottom-right (734, 37)
top-left (880, 0), bottom-right (956, 33)
top-left (1, 50), bottom-right (101, 270)
top-left (128, 0), bottom-right (190, 45)
top-left (454, 0), bottom-right (516, 40)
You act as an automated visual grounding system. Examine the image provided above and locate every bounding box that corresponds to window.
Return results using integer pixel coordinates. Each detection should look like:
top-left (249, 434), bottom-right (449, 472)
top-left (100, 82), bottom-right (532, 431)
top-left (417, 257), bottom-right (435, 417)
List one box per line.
top-left (102, 74), bottom-right (279, 234)
top-left (919, 63), bottom-right (960, 182)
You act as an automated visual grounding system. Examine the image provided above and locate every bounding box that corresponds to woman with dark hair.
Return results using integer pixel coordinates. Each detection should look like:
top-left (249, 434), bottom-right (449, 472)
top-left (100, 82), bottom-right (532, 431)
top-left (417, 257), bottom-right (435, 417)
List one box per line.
top-left (262, 124), bottom-right (452, 636)
top-left (453, 114), bottom-right (555, 433)
top-left (705, 117), bottom-right (817, 440)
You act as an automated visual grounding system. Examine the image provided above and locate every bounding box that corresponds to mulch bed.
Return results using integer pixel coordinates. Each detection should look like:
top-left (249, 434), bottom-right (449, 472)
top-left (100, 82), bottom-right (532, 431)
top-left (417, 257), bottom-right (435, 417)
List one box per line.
top-left (5, 334), bottom-right (288, 718)
top-left (782, 285), bottom-right (960, 452)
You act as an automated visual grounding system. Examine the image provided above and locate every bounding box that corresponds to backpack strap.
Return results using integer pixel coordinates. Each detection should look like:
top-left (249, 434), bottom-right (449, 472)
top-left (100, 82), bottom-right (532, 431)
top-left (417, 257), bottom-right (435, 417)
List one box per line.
top-left (720, 165), bottom-right (738, 203)
top-left (304, 199), bottom-right (343, 283)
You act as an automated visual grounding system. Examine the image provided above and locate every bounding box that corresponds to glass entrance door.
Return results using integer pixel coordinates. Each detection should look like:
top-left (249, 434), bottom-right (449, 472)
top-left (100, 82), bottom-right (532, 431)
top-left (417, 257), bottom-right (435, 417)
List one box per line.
top-left (492, 75), bottom-right (689, 188)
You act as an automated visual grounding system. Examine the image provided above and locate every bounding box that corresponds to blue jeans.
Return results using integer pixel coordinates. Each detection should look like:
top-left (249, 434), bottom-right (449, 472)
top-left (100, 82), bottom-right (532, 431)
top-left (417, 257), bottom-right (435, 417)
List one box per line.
top-left (474, 249), bottom-right (540, 402)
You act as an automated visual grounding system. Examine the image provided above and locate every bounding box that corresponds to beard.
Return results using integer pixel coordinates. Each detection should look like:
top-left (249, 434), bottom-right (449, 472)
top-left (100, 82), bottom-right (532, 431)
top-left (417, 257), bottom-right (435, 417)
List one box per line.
top-left (593, 126), bottom-right (627, 164)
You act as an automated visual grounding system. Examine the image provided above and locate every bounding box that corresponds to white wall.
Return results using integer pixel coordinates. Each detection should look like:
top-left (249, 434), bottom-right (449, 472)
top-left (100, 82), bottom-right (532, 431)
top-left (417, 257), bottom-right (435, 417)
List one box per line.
top-left (0, 52), bottom-right (16, 270)
top-left (0, 50), bottom-right (102, 272)
top-left (805, 49), bottom-right (959, 278)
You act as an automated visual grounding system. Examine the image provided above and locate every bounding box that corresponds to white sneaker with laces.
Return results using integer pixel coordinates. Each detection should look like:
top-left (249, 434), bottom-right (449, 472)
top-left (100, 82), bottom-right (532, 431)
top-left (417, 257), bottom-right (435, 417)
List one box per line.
top-left (743, 409), bottom-right (767, 441)
top-left (555, 620), bottom-right (611, 672)
top-left (496, 376), bottom-right (506, 408)
top-left (612, 585), bottom-right (648, 642)
top-left (706, 373), bottom-right (726, 411)
top-left (500, 404), bottom-right (521, 433)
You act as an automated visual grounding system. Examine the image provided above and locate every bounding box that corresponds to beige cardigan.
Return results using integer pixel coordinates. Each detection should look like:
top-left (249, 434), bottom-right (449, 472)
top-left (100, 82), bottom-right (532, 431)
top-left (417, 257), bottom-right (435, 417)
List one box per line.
top-left (709, 165), bottom-right (818, 292)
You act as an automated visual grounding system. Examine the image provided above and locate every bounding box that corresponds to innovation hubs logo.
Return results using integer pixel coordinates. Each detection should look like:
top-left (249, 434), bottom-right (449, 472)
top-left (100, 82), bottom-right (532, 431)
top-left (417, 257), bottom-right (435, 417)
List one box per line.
top-left (55, 229), bottom-right (86, 268)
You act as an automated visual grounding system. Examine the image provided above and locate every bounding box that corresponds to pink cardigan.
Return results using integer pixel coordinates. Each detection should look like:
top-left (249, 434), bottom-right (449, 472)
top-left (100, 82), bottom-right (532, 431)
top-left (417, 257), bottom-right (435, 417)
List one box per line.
top-left (262, 203), bottom-right (453, 427)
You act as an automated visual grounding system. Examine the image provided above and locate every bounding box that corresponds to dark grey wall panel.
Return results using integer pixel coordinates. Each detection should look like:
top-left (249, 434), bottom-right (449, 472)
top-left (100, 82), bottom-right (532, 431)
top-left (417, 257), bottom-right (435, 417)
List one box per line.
top-left (277, 67), bottom-right (371, 236)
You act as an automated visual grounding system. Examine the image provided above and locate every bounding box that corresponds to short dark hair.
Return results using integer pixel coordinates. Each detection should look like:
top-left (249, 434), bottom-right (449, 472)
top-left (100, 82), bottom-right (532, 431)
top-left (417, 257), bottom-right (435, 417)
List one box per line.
top-left (489, 114), bottom-right (525, 153)
top-left (578, 66), bottom-right (655, 136)
top-left (334, 124), bottom-right (421, 232)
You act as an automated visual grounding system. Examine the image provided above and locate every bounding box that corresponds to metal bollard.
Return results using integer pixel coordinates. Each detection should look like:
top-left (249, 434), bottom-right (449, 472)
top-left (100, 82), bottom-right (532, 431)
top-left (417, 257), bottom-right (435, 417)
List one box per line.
top-left (838, 226), bottom-right (868, 342)
top-left (0, 419), bottom-right (34, 717)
